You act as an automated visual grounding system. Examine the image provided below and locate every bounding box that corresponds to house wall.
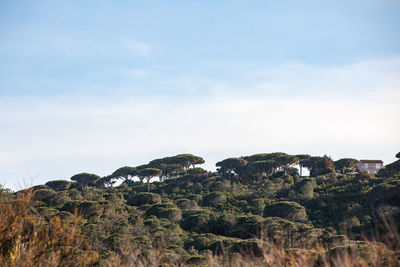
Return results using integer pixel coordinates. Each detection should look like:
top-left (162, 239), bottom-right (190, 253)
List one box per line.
top-left (358, 161), bottom-right (383, 174)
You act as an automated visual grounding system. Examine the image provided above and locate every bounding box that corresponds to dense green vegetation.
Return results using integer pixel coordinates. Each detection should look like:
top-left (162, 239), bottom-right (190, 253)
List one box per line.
top-left (2, 152), bottom-right (400, 266)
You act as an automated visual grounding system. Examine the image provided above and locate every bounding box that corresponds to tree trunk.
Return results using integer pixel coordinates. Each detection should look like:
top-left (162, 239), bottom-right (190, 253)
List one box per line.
top-left (147, 179), bottom-right (150, 192)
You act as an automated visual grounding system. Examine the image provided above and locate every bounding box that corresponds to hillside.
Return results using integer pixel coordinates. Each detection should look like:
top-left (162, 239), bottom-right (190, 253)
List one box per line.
top-left (1, 152), bottom-right (400, 266)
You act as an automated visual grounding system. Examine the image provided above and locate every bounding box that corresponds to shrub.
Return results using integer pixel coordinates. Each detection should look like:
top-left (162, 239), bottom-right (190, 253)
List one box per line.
top-left (61, 200), bottom-right (103, 217)
top-left (45, 180), bottom-right (72, 191)
top-left (229, 215), bottom-right (263, 239)
top-left (202, 192), bottom-right (227, 207)
top-left (264, 201), bottom-right (308, 222)
top-left (68, 188), bottom-right (83, 200)
top-left (181, 210), bottom-right (211, 233)
top-left (208, 213), bottom-right (237, 236)
top-left (33, 189), bottom-right (57, 203)
top-left (146, 203), bottom-right (182, 222)
top-left (293, 178), bottom-right (316, 199)
top-left (175, 198), bottom-right (198, 210)
top-left (250, 198), bottom-right (266, 215)
top-left (230, 238), bottom-right (272, 257)
top-left (126, 192), bottom-right (162, 206)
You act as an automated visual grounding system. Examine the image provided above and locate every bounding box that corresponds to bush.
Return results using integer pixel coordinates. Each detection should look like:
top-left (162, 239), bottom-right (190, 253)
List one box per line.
top-left (264, 201), bottom-right (308, 222)
top-left (45, 180), bottom-right (72, 191)
top-left (61, 200), bottom-right (103, 217)
top-left (208, 213), bottom-right (236, 236)
top-left (175, 198), bottom-right (198, 210)
top-left (57, 211), bottom-right (75, 221)
top-left (229, 215), bottom-right (263, 239)
top-left (250, 198), bottom-right (266, 215)
top-left (33, 189), bottom-right (57, 203)
top-left (68, 188), bottom-right (83, 200)
top-left (294, 178), bottom-right (316, 200)
top-left (191, 233), bottom-right (235, 252)
top-left (202, 192), bottom-right (227, 207)
top-left (126, 192), bottom-right (162, 206)
top-left (181, 210), bottom-right (211, 233)
top-left (146, 203), bottom-right (182, 222)
top-left (230, 238), bottom-right (272, 257)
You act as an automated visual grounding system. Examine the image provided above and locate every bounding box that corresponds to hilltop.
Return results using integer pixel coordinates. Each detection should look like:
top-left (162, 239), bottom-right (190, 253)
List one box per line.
top-left (1, 152), bottom-right (400, 266)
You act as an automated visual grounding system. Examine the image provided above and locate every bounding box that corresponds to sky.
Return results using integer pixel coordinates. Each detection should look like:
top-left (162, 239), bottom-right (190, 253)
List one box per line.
top-left (0, 0), bottom-right (399, 190)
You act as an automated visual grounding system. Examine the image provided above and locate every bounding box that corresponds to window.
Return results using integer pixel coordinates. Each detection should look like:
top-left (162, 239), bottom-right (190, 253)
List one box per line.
top-left (364, 163), bottom-right (368, 168)
top-left (376, 163), bottom-right (381, 168)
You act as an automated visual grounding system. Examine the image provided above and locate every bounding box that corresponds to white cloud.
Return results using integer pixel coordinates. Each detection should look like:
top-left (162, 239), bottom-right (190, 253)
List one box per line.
top-left (0, 58), bottom-right (399, 190)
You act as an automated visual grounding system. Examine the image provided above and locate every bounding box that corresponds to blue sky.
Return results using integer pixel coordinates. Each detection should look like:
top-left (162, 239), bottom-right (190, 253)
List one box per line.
top-left (0, 0), bottom-right (399, 189)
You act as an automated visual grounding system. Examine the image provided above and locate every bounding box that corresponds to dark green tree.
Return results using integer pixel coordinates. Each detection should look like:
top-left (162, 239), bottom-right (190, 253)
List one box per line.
top-left (248, 160), bottom-right (277, 180)
top-left (302, 156), bottom-right (334, 177)
top-left (275, 155), bottom-right (299, 174)
top-left (187, 167), bottom-right (208, 176)
top-left (170, 154), bottom-right (205, 170)
top-left (134, 164), bottom-right (151, 183)
top-left (111, 166), bottom-right (136, 182)
top-left (202, 192), bottom-right (227, 207)
top-left (95, 175), bottom-right (116, 187)
top-left (293, 178), bottom-right (316, 200)
top-left (126, 192), bottom-right (162, 206)
top-left (264, 201), bottom-right (308, 222)
top-left (244, 152), bottom-right (288, 163)
top-left (70, 173), bottom-right (100, 188)
top-left (45, 180), bottom-right (72, 191)
top-left (216, 158), bottom-right (248, 185)
top-left (136, 168), bottom-right (162, 192)
top-left (146, 203), bottom-right (182, 222)
top-left (378, 159), bottom-right (400, 177)
top-left (334, 158), bottom-right (358, 174)
top-left (149, 160), bottom-right (185, 181)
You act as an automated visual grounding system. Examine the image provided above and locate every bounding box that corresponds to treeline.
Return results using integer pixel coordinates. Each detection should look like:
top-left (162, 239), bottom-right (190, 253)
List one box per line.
top-left (63, 152), bottom-right (400, 191)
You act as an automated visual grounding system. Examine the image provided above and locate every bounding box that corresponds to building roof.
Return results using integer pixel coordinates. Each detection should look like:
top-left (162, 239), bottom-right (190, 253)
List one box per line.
top-left (359, 160), bottom-right (383, 163)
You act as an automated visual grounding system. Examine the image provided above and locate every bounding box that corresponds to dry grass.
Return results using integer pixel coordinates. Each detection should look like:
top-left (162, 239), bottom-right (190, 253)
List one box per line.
top-left (0, 188), bottom-right (98, 266)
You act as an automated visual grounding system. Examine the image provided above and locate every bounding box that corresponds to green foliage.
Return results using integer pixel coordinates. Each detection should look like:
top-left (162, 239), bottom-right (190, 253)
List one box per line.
top-left (202, 192), bottom-right (227, 207)
top-left (186, 167), bottom-right (208, 176)
top-left (61, 200), bottom-right (102, 217)
top-left (45, 180), bottom-right (72, 191)
top-left (126, 192), bottom-right (162, 206)
top-left (303, 156), bottom-right (334, 177)
top-left (181, 210), bottom-right (211, 233)
top-left (216, 158), bottom-right (248, 177)
top-left (68, 188), bottom-right (83, 200)
top-left (10, 151), bottom-right (400, 265)
top-left (378, 159), bottom-right (400, 177)
top-left (230, 238), bottom-right (272, 256)
top-left (111, 166), bottom-right (136, 181)
top-left (136, 168), bottom-right (162, 178)
top-left (264, 201), bottom-right (308, 222)
top-left (175, 198), bottom-right (198, 210)
top-left (250, 198), bottom-right (266, 215)
top-left (70, 173), bottom-right (100, 187)
top-left (293, 178), bottom-right (316, 200)
top-left (146, 203), bottom-right (182, 222)
top-left (334, 158), bottom-right (358, 173)
top-left (33, 188), bottom-right (57, 203)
